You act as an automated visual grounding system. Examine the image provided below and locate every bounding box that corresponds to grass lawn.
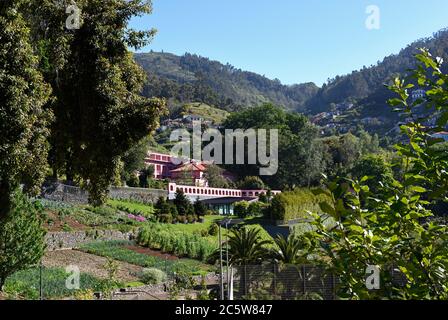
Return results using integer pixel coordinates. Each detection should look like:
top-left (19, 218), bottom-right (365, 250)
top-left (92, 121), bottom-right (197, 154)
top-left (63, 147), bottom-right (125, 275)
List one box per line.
top-left (108, 199), bottom-right (154, 216)
top-left (79, 240), bottom-right (212, 276)
top-left (4, 267), bottom-right (107, 300)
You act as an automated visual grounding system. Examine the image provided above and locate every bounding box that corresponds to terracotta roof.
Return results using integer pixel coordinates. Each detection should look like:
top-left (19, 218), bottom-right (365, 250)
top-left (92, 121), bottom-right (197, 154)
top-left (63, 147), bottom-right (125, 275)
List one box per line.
top-left (171, 162), bottom-right (207, 172)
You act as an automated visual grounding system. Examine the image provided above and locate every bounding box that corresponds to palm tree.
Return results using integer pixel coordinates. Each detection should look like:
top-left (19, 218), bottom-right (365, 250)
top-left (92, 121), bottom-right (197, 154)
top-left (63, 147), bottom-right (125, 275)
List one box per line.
top-left (271, 234), bottom-right (307, 265)
top-left (209, 226), bottom-right (271, 298)
top-left (271, 234), bottom-right (307, 299)
top-left (227, 227), bottom-right (271, 265)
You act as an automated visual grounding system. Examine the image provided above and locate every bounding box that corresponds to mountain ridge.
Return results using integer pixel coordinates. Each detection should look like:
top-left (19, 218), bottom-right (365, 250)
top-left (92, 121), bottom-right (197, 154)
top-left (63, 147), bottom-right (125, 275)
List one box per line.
top-left (134, 28), bottom-right (448, 135)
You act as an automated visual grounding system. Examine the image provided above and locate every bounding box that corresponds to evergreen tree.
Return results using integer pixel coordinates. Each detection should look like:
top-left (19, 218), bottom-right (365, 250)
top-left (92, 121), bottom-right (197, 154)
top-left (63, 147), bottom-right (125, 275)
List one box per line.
top-left (194, 197), bottom-right (207, 217)
top-left (173, 190), bottom-right (192, 216)
top-left (0, 190), bottom-right (46, 290)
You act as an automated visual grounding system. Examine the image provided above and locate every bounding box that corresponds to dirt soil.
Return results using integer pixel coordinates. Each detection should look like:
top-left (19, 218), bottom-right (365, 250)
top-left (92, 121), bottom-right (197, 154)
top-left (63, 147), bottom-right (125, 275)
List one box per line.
top-left (124, 245), bottom-right (180, 261)
top-left (44, 211), bottom-right (89, 232)
top-left (42, 250), bottom-right (143, 282)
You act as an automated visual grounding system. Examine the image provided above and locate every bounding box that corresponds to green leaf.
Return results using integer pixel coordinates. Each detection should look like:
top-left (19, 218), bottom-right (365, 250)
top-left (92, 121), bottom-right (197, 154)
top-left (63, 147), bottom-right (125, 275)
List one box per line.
top-left (409, 186), bottom-right (427, 193)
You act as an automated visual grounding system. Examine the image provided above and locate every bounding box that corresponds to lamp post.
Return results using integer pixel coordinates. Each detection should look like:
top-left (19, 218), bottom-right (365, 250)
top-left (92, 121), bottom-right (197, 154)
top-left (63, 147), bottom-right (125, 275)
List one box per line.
top-left (218, 218), bottom-right (243, 301)
top-left (218, 223), bottom-right (224, 300)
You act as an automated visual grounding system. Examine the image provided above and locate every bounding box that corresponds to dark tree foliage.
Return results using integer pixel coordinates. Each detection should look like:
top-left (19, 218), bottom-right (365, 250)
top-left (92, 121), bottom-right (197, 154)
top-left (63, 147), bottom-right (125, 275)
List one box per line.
top-left (135, 52), bottom-right (319, 112)
top-left (173, 190), bottom-right (192, 216)
top-left (30, 0), bottom-right (166, 205)
top-left (0, 190), bottom-right (46, 290)
top-left (223, 104), bottom-right (326, 190)
top-left (0, 0), bottom-right (52, 219)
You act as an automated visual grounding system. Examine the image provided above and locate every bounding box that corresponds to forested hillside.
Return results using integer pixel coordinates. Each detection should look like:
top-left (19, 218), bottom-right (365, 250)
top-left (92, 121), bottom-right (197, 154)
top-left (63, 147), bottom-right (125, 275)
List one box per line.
top-left (134, 29), bottom-right (448, 137)
top-left (135, 52), bottom-right (319, 112)
top-left (307, 28), bottom-right (448, 114)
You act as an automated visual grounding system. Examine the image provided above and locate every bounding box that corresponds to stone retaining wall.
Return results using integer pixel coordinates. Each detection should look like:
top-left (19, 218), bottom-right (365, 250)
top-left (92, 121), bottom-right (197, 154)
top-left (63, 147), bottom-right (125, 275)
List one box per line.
top-left (42, 182), bottom-right (168, 205)
top-left (45, 230), bottom-right (135, 251)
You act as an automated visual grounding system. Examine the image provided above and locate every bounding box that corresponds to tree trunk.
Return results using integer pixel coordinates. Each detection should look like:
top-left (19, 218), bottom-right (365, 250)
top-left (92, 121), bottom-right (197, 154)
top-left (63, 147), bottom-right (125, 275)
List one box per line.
top-left (0, 181), bottom-right (11, 220)
top-left (0, 277), bottom-right (5, 292)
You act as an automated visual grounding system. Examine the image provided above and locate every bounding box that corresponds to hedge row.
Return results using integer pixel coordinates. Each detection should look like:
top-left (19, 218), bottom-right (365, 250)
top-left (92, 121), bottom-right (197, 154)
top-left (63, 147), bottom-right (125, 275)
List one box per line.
top-left (137, 223), bottom-right (216, 262)
top-left (267, 188), bottom-right (332, 222)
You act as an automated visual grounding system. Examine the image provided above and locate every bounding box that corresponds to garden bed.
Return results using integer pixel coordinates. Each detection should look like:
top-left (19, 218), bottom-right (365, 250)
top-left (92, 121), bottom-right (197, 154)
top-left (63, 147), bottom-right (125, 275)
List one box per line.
top-left (79, 240), bottom-right (212, 276)
top-left (43, 249), bottom-right (142, 282)
top-left (123, 245), bottom-right (179, 261)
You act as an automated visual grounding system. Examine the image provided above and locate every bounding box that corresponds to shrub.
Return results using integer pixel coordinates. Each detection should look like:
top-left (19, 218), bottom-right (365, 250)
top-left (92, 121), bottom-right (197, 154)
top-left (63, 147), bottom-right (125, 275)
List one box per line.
top-left (234, 201), bottom-right (250, 218)
top-left (0, 190), bottom-right (46, 290)
top-left (137, 224), bottom-right (217, 262)
top-left (126, 175), bottom-right (139, 187)
top-left (158, 214), bottom-right (173, 224)
top-left (88, 205), bottom-right (116, 217)
top-left (174, 190), bottom-right (192, 216)
top-left (238, 176), bottom-right (266, 190)
top-left (187, 214), bottom-right (195, 224)
top-left (248, 202), bottom-right (268, 217)
top-left (208, 223), bottom-right (219, 236)
top-left (177, 215), bottom-right (187, 224)
top-left (141, 268), bottom-right (167, 285)
top-left (267, 188), bottom-right (331, 222)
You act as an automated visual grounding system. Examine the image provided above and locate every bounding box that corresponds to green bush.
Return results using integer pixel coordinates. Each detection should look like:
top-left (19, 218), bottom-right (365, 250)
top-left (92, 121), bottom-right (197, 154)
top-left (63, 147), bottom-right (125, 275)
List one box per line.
top-left (141, 268), bottom-right (167, 285)
top-left (4, 267), bottom-right (105, 299)
top-left (127, 175), bottom-right (139, 187)
top-left (208, 223), bottom-right (219, 236)
top-left (234, 201), bottom-right (250, 218)
top-left (137, 224), bottom-right (216, 262)
top-left (0, 190), bottom-right (46, 289)
top-left (267, 188), bottom-right (331, 222)
top-left (158, 214), bottom-right (173, 224)
top-left (248, 202), bottom-right (268, 217)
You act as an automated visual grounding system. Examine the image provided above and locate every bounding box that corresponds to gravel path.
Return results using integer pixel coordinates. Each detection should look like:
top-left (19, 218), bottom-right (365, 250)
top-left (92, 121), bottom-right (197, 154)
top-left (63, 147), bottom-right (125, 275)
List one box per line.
top-left (42, 250), bottom-right (143, 283)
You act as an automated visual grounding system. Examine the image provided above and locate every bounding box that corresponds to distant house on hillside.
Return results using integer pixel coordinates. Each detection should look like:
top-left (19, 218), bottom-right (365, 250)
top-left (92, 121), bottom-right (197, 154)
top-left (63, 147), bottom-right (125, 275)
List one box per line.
top-left (183, 114), bottom-right (203, 123)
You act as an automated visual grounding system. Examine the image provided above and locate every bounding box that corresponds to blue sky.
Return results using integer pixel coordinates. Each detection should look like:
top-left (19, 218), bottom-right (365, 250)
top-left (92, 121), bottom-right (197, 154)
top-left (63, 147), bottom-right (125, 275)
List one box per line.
top-left (130, 0), bottom-right (448, 86)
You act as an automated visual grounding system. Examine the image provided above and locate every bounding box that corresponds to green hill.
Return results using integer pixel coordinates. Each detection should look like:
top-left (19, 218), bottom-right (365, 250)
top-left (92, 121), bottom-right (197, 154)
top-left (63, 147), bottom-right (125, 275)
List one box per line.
top-left (134, 52), bottom-right (319, 112)
top-left (180, 103), bottom-right (229, 124)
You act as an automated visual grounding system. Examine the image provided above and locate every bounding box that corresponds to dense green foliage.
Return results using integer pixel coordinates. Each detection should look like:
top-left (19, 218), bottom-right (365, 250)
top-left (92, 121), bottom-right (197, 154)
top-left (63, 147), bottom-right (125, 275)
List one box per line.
top-left (135, 52), bottom-right (319, 112)
top-left (204, 164), bottom-right (234, 188)
top-left (0, 1), bottom-right (52, 218)
top-left (30, 0), bottom-right (166, 205)
top-left (238, 176), bottom-right (266, 190)
top-left (267, 188), bottom-right (331, 222)
top-left (141, 267), bottom-right (168, 285)
top-left (223, 104), bottom-right (326, 189)
top-left (0, 191), bottom-right (46, 290)
top-left (271, 235), bottom-right (307, 265)
top-left (137, 224), bottom-right (216, 262)
top-left (221, 227), bottom-right (271, 266)
top-left (300, 51), bottom-right (448, 299)
top-left (4, 267), bottom-right (105, 300)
